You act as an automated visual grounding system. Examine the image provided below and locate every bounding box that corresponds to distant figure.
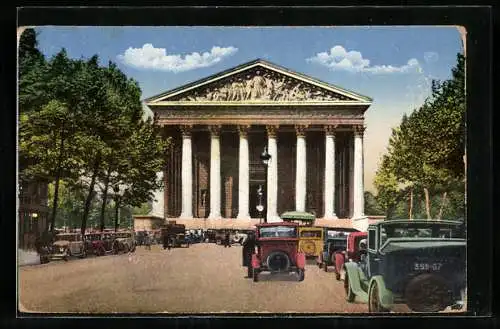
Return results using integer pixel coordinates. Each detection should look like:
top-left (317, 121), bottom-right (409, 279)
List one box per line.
top-left (242, 231), bottom-right (256, 278)
top-left (224, 231), bottom-right (231, 248)
top-left (144, 232), bottom-right (151, 250)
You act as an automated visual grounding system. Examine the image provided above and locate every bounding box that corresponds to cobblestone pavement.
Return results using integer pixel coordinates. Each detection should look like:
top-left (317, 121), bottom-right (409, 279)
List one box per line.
top-left (18, 244), bottom-right (462, 314)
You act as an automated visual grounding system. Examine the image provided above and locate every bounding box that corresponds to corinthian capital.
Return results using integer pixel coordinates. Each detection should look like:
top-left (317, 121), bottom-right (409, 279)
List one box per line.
top-left (295, 125), bottom-right (309, 138)
top-left (324, 124), bottom-right (338, 136)
top-left (266, 125), bottom-right (279, 138)
top-left (180, 124), bottom-right (193, 137)
top-left (353, 124), bottom-right (366, 137)
top-left (208, 125), bottom-right (222, 137)
top-left (238, 125), bottom-right (251, 138)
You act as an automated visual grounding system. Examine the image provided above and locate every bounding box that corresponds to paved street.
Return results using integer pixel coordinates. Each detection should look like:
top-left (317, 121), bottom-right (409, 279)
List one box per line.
top-left (19, 243), bottom-right (369, 314)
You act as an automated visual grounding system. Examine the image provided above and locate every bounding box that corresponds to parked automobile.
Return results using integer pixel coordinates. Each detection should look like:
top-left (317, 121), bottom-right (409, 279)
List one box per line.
top-left (298, 226), bottom-right (324, 259)
top-left (317, 229), bottom-right (353, 279)
top-left (85, 232), bottom-right (116, 256)
top-left (250, 222), bottom-right (306, 282)
top-left (343, 219), bottom-right (466, 312)
top-left (135, 231), bottom-right (147, 246)
top-left (161, 223), bottom-right (189, 248)
top-left (49, 232), bottom-right (87, 261)
top-left (114, 231), bottom-right (136, 253)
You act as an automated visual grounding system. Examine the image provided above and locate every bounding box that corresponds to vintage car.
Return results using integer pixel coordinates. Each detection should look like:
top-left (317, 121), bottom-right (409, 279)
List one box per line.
top-left (85, 232), bottom-right (117, 256)
top-left (317, 229), bottom-right (357, 279)
top-left (135, 231), bottom-right (147, 246)
top-left (161, 223), bottom-right (190, 248)
top-left (343, 219), bottom-right (466, 312)
top-left (49, 232), bottom-right (87, 261)
top-left (298, 226), bottom-right (324, 258)
top-left (114, 231), bottom-right (136, 253)
top-left (250, 222), bottom-right (306, 282)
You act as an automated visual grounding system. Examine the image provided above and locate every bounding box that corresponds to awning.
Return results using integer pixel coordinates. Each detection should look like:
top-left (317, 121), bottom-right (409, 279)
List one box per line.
top-left (280, 211), bottom-right (316, 221)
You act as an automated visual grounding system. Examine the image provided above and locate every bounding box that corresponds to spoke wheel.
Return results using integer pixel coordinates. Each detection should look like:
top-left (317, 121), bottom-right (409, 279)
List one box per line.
top-left (368, 281), bottom-right (389, 313)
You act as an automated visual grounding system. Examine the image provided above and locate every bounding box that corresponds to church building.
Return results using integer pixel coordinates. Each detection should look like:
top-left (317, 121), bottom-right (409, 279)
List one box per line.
top-left (144, 59), bottom-right (373, 231)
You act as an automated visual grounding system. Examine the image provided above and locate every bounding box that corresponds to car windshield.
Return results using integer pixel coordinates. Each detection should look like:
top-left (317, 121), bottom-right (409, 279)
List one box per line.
top-left (300, 230), bottom-right (322, 238)
top-left (326, 230), bottom-right (349, 238)
top-left (259, 226), bottom-right (297, 238)
top-left (55, 234), bottom-right (75, 241)
top-left (330, 238), bottom-right (347, 249)
top-left (380, 223), bottom-right (465, 245)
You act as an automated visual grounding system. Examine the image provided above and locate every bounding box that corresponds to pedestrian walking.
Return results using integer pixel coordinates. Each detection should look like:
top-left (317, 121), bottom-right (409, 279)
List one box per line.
top-left (145, 232), bottom-right (152, 250)
top-left (242, 231), bottom-right (256, 278)
top-left (224, 231), bottom-right (231, 248)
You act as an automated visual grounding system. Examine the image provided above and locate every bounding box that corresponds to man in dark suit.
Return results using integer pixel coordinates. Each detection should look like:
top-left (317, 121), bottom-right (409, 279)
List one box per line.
top-left (242, 231), bottom-right (256, 278)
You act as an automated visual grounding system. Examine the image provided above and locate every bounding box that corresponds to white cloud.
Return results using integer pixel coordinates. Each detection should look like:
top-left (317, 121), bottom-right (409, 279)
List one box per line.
top-left (424, 51), bottom-right (439, 63)
top-left (307, 45), bottom-right (422, 74)
top-left (117, 44), bottom-right (238, 72)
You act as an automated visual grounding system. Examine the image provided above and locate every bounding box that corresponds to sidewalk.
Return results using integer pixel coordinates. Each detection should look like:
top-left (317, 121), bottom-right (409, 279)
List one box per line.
top-left (18, 249), bottom-right (40, 266)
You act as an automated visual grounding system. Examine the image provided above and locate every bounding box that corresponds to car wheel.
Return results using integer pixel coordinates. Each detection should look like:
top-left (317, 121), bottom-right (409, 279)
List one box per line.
top-left (368, 281), bottom-right (390, 313)
top-left (79, 249), bottom-right (87, 259)
top-left (324, 262), bottom-right (328, 272)
top-left (317, 255), bottom-right (323, 269)
top-left (247, 265), bottom-right (252, 278)
top-left (344, 273), bottom-right (355, 302)
top-left (253, 268), bottom-right (259, 282)
top-left (131, 245), bottom-right (136, 252)
top-left (297, 269), bottom-right (305, 282)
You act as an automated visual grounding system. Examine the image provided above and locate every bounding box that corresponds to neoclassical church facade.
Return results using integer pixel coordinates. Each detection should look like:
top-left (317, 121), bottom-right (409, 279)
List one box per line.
top-left (144, 59), bottom-right (372, 230)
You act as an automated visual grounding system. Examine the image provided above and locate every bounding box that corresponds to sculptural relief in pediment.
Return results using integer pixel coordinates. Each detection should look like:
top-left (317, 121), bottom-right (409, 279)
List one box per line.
top-left (168, 67), bottom-right (354, 102)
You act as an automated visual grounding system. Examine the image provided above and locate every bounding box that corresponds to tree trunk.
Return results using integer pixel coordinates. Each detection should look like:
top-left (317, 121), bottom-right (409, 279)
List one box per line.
top-left (423, 187), bottom-right (431, 219)
top-left (80, 152), bottom-right (102, 236)
top-left (437, 191), bottom-right (448, 220)
top-left (114, 197), bottom-right (120, 232)
top-left (99, 169), bottom-right (112, 232)
top-left (49, 127), bottom-right (66, 233)
top-left (409, 187), bottom-right (413, 220)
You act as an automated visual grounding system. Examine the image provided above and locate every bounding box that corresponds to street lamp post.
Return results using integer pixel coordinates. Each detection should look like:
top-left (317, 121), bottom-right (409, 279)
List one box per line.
top-left (260, 146), bottom-right (271, 223)
top-left (256, 185), bottom-right (264, 224)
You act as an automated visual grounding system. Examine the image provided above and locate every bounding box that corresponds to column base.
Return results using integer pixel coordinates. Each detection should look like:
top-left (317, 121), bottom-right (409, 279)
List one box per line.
top-left (179, 214), bottom-right (193, 219)
top-left (236, 214), bottom-right (251, 220)
top-left (208, 214), bottom-right (222, 220)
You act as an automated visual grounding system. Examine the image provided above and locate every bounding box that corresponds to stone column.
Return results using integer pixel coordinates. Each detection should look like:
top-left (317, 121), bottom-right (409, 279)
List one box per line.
top-left (324, 125), bottom-right (338, 219)
top-left (180, 125), bottom-right (193, 218)
top-left (237, 125), bottom-right (251, 220)
top-left (352, 125), bottom-right (365, 219)
top-left (266, 125), bottom-right (280, 222)
top-left (295, 125), bottom-right (307, 212)
top-left (208, 125), bottom-right (222, 219)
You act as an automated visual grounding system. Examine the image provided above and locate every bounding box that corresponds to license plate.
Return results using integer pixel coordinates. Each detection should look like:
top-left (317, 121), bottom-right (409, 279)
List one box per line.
top-left (413, 262), bottom-right (443, 271)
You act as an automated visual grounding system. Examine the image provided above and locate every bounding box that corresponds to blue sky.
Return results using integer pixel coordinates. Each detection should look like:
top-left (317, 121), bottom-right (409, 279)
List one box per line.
top-left (33, 26), bottom-right (464, 192)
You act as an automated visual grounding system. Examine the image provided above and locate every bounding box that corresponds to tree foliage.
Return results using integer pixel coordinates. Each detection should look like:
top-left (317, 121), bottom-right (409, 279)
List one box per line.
top-left (19, 28), bottom-right (170, 235)
top-left (374, 53), bottom-right (465, 220)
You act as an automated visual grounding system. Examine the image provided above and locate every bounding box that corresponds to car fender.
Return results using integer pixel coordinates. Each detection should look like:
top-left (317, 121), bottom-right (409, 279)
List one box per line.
top-left (251, 254), bottom-right (260, 269)
top-left (296, 252), bottom-right (306, 269)
top-left (368, 275), bottom-right (394, 309)
top-left (344, 262), bottom-right (368, 303)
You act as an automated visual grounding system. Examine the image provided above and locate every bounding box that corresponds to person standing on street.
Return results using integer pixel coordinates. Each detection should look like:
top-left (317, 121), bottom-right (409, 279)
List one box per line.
top-left (224, 231), bottom-right (231, 248)
top-left (242, 231), bottom-right (256, 278)
top-left (144, 232), bottom-right (151, 250)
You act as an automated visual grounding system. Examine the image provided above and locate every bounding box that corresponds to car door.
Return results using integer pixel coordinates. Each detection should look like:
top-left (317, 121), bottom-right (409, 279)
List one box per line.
top-left (366, 228), bottom-right (380, 277)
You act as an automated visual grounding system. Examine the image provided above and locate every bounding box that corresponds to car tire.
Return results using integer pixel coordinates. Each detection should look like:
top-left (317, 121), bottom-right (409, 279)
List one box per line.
top-left (404, 273), bottom-right (450, 312)
top-left (79, 249), bottom-right (87, 259)
top-left (253, 268), bottom-right (259, 282)
top-left (317, 254), bottom-right (323, 269)
top-left (131, 245), bottom-right (136, 252)
top-left (368, 281), bottom-right (390, 313)
top-left (297, 269), bottom-right (305, 282)
top-left (344, 273), bottom-right (355, 302)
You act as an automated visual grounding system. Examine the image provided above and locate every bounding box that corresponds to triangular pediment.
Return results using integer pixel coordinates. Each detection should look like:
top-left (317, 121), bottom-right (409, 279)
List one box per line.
top-left (146, 59), bottom-right (372, 105)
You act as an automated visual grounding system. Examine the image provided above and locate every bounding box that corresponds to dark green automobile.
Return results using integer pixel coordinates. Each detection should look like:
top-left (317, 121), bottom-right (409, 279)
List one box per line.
top-left (343, 219), bottom-right (466, 313)
top-left (317, 228), bottom-right (358, 279)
